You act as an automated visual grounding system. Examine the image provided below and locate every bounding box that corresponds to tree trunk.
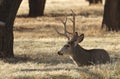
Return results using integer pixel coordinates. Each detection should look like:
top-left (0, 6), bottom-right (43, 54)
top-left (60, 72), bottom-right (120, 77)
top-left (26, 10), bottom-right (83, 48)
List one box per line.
top-left (28, 0), bottom-right (46, 17)
top-left (86, 0), bottom-right (102, 5)
top-left (102, 0), bottom-right (120, 31)
top-left (0, 0), bottom-right (22, 58)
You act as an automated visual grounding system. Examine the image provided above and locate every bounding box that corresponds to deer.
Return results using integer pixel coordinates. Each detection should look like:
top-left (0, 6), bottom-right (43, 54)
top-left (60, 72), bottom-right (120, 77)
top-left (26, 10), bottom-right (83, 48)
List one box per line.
top-left (55, 10), bottom-right (110, 66)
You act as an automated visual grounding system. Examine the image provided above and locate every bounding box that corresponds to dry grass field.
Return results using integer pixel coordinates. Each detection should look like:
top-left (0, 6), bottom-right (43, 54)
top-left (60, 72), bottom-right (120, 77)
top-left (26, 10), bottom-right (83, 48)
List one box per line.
top-left (0, 0), bottom-right (120, 79)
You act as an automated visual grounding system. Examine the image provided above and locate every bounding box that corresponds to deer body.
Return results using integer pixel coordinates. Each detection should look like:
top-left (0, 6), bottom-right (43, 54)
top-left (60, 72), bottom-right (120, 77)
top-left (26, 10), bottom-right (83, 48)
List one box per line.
top-left (69, 44), bottom-right (110, 66)
top-left (56, 10), bottom-right (110, 66)
top-left (58, 39), bottom-right (110, 66)
top-left (69, 45), bottom-right (91, 66)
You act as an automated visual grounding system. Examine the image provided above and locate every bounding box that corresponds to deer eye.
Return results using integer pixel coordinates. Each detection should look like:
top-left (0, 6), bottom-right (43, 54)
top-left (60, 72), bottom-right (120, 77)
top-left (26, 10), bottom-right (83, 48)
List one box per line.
top-left (68, 41), bottom-right (74, 45)
top-left (65, 45), bottom-right (70, 48)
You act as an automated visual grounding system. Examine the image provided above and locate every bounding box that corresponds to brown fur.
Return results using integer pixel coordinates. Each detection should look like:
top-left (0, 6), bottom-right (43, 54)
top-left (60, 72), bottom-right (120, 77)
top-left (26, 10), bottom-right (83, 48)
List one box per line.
top-left (71, 45), bottom-right (110, 66)
top-left (58, 33), bottom-right (110, 66)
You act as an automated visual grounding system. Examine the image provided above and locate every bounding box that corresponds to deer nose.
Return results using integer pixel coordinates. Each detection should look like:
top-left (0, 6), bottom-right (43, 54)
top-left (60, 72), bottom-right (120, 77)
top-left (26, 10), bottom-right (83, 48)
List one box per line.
top-left (58, 51), bottom-right (63, 55)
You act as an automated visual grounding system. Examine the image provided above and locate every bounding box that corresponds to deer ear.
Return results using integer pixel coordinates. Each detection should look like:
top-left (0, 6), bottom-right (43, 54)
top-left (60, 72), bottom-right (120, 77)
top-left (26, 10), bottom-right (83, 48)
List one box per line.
top-left (72, 32), bottom-right (78, 39)
top-left (78, 34), bottom-right (84, 43)
top-left (71, 32), bottom-right (78, 41)
top-left (74, 34), bottom-right (84, 47)
top-left (74, 32), bottom-right (78, 36)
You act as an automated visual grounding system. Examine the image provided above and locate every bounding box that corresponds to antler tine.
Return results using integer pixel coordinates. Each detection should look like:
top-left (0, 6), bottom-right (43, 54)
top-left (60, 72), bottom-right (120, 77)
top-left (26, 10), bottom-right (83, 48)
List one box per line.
top-left (55, 15), bottom-right (70, 40)
top-left (59, 15), bottom-right (67, 34)
top-left (54, 27), bottom-right (70, 40)
top-left (70, 10), bottom-right (76, 35)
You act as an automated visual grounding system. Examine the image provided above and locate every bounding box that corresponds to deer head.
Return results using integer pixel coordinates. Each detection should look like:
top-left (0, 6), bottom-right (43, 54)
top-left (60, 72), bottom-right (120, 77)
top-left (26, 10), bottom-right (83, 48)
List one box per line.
top-left (56, 10), bottom-right (84, 56)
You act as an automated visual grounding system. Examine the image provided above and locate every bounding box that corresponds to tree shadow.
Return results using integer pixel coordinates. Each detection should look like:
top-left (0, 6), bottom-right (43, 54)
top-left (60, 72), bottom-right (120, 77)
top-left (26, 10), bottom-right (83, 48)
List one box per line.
top-left (13, 27), bottom-right (40, 33)
top-left (16, 8), bottom-right (103, 18)
top-left (79, 10), bottom-right (103, 17)
top-left (3, 51), bottom-right (119, 65)
top-left (110, 57), bottom-right (120, 64)
top-left (2, 53), bottom-right (105, 78)
top-left (13, 23), bottom-right (55, 33)
top-left (109, 51), bottom-right (120, 64)
top-left (2, 53), bottom-right (73, 65)
top-left (47, 9), bottom-right (103, 17)
top-left (20, 67), bottom-right (104, 79)
top-left (17, 14), bottom-right (29, 18)
top-left (14, 8), bottom-right (103, 33)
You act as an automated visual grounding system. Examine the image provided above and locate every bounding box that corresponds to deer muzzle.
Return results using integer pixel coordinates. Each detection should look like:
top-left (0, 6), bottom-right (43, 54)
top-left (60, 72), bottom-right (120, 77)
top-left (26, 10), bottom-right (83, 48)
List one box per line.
top-left (58, 51), bottom-right (63, 55)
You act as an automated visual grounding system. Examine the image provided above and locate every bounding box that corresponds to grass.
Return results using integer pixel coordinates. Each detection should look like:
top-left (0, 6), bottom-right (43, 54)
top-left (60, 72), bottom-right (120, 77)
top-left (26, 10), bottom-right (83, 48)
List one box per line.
top-left (0, 0), bottom-right (120, 79)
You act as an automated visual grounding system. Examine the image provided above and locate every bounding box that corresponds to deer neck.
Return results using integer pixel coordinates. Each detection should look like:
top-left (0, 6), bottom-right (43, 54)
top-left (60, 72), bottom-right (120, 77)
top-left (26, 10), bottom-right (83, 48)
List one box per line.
top-left (74, 44), bottom-right (88, 54)
top-left (69, 44), bottom-right (90, 66)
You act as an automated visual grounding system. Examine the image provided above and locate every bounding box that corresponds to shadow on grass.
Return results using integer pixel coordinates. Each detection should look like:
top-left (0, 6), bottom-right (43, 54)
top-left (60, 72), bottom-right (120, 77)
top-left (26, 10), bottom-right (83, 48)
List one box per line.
top-left (17, 8), bottom-right (103, 18)
top-left (2, 53), bottom-right (73, 65)
top-left (17, 14), bottom-right (29, 18)
top-left (3, 52), bottom-right (120, 65)
top-left (109, 51), bottom-right (120, 64)
top-left (13, 27), bottom-right (40, 33)
top-left (46, 9), bottom-right (103, 17)
top-left (2, 53), bottom-right (115, 79)
top-left (15, 9), bottom-right (103, 33)
top-left (111, 57), bottom-right (120, 64)
top-left (2, 53), bottom-right (105, 78)
top-left (20, 67), bottom-right (104, 79)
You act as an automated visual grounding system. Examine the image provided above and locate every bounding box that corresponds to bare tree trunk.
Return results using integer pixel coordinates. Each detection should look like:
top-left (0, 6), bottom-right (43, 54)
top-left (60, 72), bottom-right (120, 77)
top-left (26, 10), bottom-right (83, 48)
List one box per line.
top-left (28, 0), bottom-right (46, 17)
top-left (0, 0), bottom-right (22, 58)
top-left (0, 21), bottom-right (5, 58)
top-left (86, 0), bottom-right (102, 5)
top-left (102, 0), bottom-right (120, 31)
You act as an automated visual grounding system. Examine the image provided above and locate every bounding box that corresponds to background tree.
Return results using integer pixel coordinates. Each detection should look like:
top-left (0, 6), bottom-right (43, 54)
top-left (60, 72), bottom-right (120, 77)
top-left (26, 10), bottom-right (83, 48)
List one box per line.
top-left (102, 0), bottom-right (120, 31)
top-left (86, 0), bottom-right (102, 5)
top-left (28, 0), bottom-right (46, 17)
top-left (0, 0), bottom-right (22, 58)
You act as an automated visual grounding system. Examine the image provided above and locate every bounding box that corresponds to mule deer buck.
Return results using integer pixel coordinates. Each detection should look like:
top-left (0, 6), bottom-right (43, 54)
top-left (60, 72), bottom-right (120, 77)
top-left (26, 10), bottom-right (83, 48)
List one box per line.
top-left (56, 11), bottom-right (110, 66)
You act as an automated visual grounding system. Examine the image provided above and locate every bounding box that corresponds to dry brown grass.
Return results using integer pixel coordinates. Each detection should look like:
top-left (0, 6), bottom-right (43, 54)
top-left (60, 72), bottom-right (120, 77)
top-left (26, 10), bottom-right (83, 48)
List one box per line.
top-left (15, 0), bottom-right (119, 39)
top-left (0, 0), bottom-right (120, 79)
top-left (15, 0), bottom-right (105, 38)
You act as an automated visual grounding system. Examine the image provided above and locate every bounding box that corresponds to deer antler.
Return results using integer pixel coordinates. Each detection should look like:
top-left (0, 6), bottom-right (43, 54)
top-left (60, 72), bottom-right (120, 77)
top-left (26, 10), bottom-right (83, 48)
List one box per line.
top-left (55, 10), bottom-right (76, 40)
top-left (55, 15), bottom-right (70, 40)
top-left (69, 10), bottom-right (79, 41)
top-left (70, 10), bottom-right (76, 35)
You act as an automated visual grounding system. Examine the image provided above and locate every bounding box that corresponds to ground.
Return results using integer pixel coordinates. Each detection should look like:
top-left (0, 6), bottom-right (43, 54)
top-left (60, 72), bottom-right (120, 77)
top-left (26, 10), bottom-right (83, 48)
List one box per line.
top-left (0, 0), bottom-right (120, 79)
